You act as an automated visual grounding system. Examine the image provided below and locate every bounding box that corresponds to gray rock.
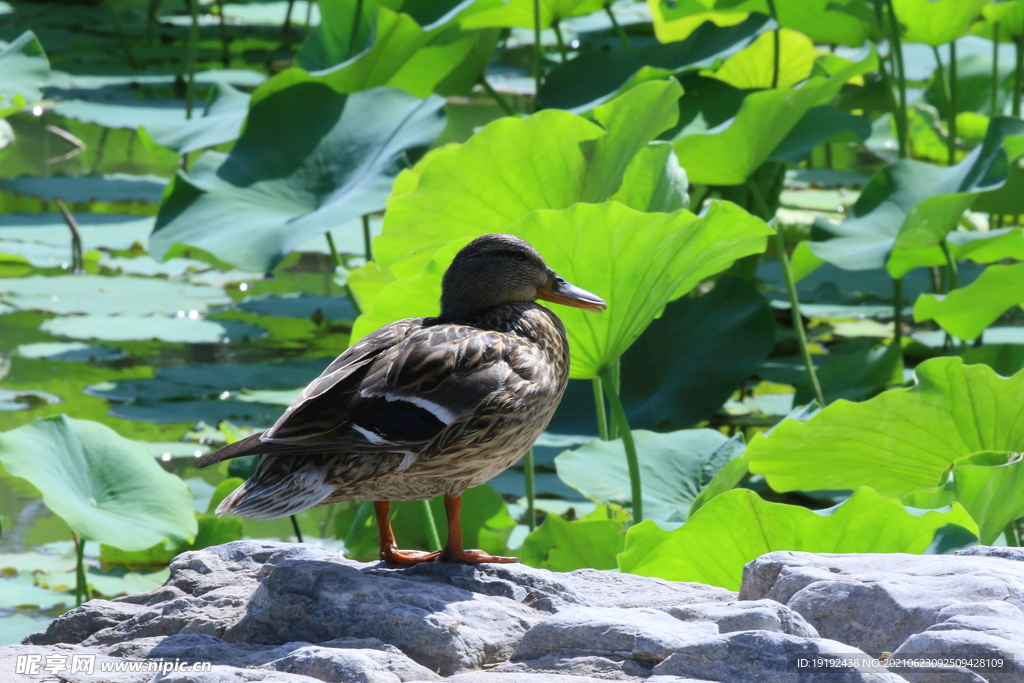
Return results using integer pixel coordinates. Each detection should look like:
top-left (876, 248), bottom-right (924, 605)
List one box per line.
top-left (157, 665), bottom-right (324, 683)
top-left (512, 607), bottom-right (718, 666)
top-left (891, 629), bottom-right (1021, 683)
top-left (653, 630), bottom-right (909, 683)
top-left (955, 546), bottom-right (1024, 562)
top-left (425, 674), bottom-right (620, 683)
top-left (498, 653), bottom-right (654, 680)
top-left (658, 599), bottom-right (818, 638)
top-left (740, 551), bottom-right (1024, 656)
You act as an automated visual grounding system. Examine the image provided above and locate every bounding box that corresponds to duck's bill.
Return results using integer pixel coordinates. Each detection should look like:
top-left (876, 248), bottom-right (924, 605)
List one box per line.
top-left (537, 277), bottom-right (607, 313)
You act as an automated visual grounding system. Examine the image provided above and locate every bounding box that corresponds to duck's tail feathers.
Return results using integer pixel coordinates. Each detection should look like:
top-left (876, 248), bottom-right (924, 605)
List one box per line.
top-left (197, 432), bottom-right (270, 469)
top-left (216, 455), bottom-right (334, 520)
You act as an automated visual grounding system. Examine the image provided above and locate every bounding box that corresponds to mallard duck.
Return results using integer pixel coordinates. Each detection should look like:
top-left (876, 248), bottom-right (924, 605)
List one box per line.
top-left (198, 233), bottom-right (606, 564)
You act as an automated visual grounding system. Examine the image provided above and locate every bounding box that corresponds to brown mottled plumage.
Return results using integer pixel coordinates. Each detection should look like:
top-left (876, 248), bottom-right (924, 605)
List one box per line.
top-left (198, 234), bottom-right (606, 564)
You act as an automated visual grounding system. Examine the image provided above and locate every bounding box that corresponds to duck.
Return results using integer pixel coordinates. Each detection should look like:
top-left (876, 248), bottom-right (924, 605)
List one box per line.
top-left (198, 233), bottom-right (607, 564)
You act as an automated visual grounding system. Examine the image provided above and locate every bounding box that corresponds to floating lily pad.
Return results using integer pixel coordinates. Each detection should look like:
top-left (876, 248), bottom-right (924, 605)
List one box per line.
top-left (238, 292), bottom-right (358, 320)
top-left (40, 315), bottom-right (265, 344)
top-left (0, 174), bottom-right (168, 204)
top-left (0, 275), bottom-right (229, 316)
top-left (0, 614), bottom-right (50, 647)
top-left (17, 342), bottom-right (125, 362)
top-left (0, 574), bottom-right (72, 609)
top-left (0, 31), bottom-right (50, 118)
top-left (0, 388), bottom-right (61, 412)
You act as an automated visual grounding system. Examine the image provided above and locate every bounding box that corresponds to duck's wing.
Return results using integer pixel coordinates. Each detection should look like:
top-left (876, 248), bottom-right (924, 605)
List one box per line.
top-left (198, 321), bottom-right (529, 468)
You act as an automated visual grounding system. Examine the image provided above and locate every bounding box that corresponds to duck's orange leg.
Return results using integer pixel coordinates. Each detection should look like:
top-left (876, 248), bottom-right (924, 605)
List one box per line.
top-left (375, 501), bottom-right (440, 565)
top-left (438, 494), bottom-right (517, 564)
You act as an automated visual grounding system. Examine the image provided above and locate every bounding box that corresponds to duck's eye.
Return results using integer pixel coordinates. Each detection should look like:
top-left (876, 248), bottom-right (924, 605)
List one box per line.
top-left (513, 252), bottom-right (527, 262)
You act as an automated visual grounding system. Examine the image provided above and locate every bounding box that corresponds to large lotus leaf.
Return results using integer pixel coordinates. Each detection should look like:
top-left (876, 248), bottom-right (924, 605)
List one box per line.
top-left (0, 174), bottom-right (167, 205)
top-left (141, 84), bottom-right (250, 154)
top-left (887, 226), bottom-right (1024, 277)
top-left (371, 79), bottom-right (683, 280)
top-left (708, 28), bottom-right (819, 90)
top-left (811, 117), bottom-right (1024, 276)
top-left (647, 0), bottom-right (763, 43)
top-left (296, 1), bottom-right (475, 72)
top-left (0, 275), bottom-right (229, 316)
top-left (520, 507), bottom-right (627, 571)
top-left (618, 275), bottom-right (775, 429)
top-left (745, 358), bottom-right (1024, 498)
top-left (961, 345), bottom-right (1024, 378)
top-left (537, 15), bottom-right (766, 113)
top-left (460, 0), bottom-right (603, 28)
top-left (0, 416), bottom-right (197, 551)
top-left (609, 142), bottom-right (689, 213)
top-left (352, 201), bottom-right (770, 378)
top-left (149, 86), bottom-right (446, 273)
top-left (976, 1), bottom-right (1024, 40)
top-left (673, 50), bottom-right (877, 185)
top-left (904, 453), bottom-right (1024, 545)
top-left (775, 0), bottom-right (874, 46)
top-left (913, 263), bottom-right (1024, 341)
top-left (794, 341), bottom-right (904, 406)
top-left (555, 429), bottom-right (744, 523)
top-left (770, 106), bottom-right (871, 165)
top-left (891, 0), bottom-right (987, 47)
top-left (0, 31), bottom-right (49, 118)
top-left (618, 486), bottom-right (979, 590)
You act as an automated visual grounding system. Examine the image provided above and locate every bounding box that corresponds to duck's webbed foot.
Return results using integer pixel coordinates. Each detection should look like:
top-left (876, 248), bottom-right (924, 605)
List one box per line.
top-left (379, 546), bottom-right (441, 565)
top-left (439, 547), bottom-right (518, 564)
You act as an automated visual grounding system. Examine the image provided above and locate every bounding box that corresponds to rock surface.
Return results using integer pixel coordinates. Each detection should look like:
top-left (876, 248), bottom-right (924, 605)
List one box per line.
top-left (2, 542), bottom-right (1024, 682)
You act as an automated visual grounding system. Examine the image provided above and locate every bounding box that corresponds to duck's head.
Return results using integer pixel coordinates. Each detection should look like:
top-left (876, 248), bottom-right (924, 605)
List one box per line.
top-left (440, 233), bottom-right (607, 321)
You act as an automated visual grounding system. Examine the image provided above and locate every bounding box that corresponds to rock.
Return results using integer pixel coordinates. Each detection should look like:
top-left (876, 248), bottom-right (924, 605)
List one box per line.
top-left (658, 599), bottom-right (818, 638)
top-left (740, 551), bottom-right (1024, 657)
top-left (8, 543), bottom-right (1024, 683)
top-left (652, 631), bottom-right (909, 683)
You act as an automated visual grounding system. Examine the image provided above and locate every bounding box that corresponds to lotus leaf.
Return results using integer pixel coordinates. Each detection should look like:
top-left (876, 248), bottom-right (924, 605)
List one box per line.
top-left (0, 416), bottom-right (197, 551)
top-left (745, 358), bottom-right (1024, 498)
top-left (150, 86), bottom-right (446, 273)
top-left (0, 31), bottom-right (49, 118)
top-left (913, 263), bottom-right (1024, 341)
top-left (618, 486), bottom-right (979, 589)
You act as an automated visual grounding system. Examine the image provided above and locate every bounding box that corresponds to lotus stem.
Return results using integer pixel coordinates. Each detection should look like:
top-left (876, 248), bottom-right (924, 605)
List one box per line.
top-left (592, 377), bottom-right (609, 440)
top-left (1015, 36), bottom-right (1024, 117)
top-left (56, 199), bottom-right (84, 274)
top-left (775, 231), bottom-right (826, 406)
top-left (290, 515), bottom-right (304, 543)
top-left (106, 0), bottom-right (140, 70)
top-left (553, 21), bottom-right (568, 61)
top-left (419, 500), bottom-right (441, 551)
top-left (992, 23), bottom-right (1001, 116)
top-left (533, 0), bottom-right (543, 111)
top-left (940, 240), bottom-right (959, 292)
top-left (765, 0), bottom-right (780, 88)
top-left (362, 215), bottom-right (373, 261)
top-left (346, 0), bottom-right (364, 61)
top-left (217, 0), bottom-right (229, 68)
top-left (604, 4), bottom-right (630, 51)
top-left (524, 448), bottom-right (536, 531)
top-left (325, 232), bottom-right (341, 268)
top-left (932, 45), bottom-right (955, 165)
top-left (949, 40), bottom-right (958, 162)
top-left (72, 532), bottom-right (86, 607)
top-left (186, 0), bottom-right (199, 119)
top-left (608, 360), bottom-right (620, 440)
top-left (282, 0), bottom-right (295, 36)
top-left (478, 76), bottom-right (516, 117)
top-left (893, 276), bottom-right (903, 347)
top-left (884, 0), bottom-right (909, 158)
top-left (600, 366), bottom-right (642, 523)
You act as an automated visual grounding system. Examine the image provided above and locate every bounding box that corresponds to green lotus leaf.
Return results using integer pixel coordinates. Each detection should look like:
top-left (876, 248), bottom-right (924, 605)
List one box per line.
top-left (891, 0), bottom-right (987, 47)
top-left (354, 201), bottom-right (771, 378)
top-left (770, 106), bottom-right (871, 165)
top-left (555, 429), bottom-right (744, 523)
top-left (460, 0), bottom-right (604, 29)
top-left (887, 226), bottom-right (1024, 276)
top-left (40, 315), bottom-right (263, 344)
top-left (649, 0), bottom-right (762, 43)
top-left (708, 28), bottom-right (819, 90)
top-left (609, 142), bottom-right (690, 213)
top-left (793, 341), bottom-right (904, 406)
top-left (0, 415), bottom-right (197, 551)
top-left (0, 31), bottom-right (50, 118)
top-left (150, 86), bottom-right (446, 273)
top-left (904, 453), bottom-right (1024, 545)
top-left (370, 79), bottom-right (684, 281)
top-left (745, 357), bottom-right (1024, 498)
top-left (618, 486), bottom-right (979, 590)
top-left (538, 15), bottom-right (765, 113)
top-left (775, 0), bottom-right (875, 46)
top-left (961, 344), bottom-right (1024, 378)
top-left (141, 84), bottom-right (250, 154)
top-left (0, 275), bottom-right (229, 316)
top-left (913, 263), bottom-right (1024, 341)
top-left (520, 506), bottom-right (627, 571)
top-left (811, 117), bottom-right (1024, 277)
top-left (618, 275), bottom-right (775, 429)
top-left (673, 48), bottom-right (877, 185)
